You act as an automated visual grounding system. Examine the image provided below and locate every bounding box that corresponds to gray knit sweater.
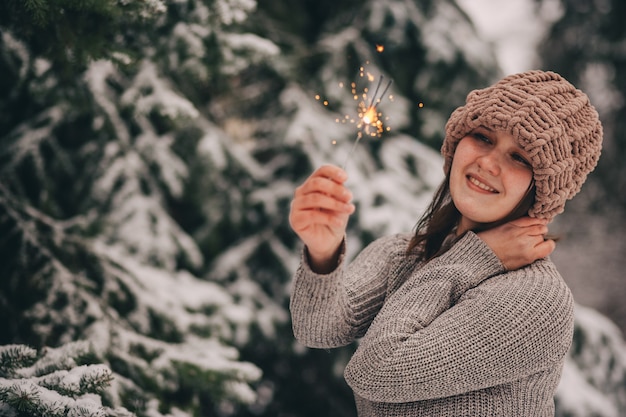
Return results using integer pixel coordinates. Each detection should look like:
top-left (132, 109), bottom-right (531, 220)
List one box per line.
top-left (290, 232), bottom-right (574, 416)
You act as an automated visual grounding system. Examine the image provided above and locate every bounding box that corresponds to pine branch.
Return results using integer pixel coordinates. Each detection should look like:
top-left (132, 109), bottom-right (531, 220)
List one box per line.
top-left (0, 346), bottom-right (37, 378)
top-left (79, 366), bottom-right (114, 395)
top-left (0, 382), bottom-right (41, 415)
top-left (19, 0), bottom-right (49, 26)
top-left (0, 344), bottom-right (128, 417)
top-left (29, 342), bottom-right (93, 377)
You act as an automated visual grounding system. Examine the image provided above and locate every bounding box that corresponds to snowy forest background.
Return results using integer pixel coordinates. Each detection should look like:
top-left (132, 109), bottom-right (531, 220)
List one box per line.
top-left (1, 0), bottom-right (625, 416)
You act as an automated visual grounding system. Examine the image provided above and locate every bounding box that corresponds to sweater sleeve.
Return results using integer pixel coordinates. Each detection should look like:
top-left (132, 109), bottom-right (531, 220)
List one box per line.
top-left (344, 232), bottom-right (574, 403)
top-left (290, 234), bottom-right (416, 349)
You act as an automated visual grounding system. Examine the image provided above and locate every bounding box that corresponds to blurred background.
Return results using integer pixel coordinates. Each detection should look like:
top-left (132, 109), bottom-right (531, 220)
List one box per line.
top-left (0, 0), bottom-right (624, 416)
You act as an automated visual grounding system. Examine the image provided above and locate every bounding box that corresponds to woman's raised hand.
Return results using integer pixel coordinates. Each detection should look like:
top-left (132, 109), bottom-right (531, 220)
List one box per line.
top-left (477, 217), bottom-right (556, 271)
top-left (289, 165), bottom-right (355, 273)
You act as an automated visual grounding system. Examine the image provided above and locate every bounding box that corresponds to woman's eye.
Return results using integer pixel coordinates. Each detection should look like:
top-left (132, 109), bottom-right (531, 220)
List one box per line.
top-left (512, 153), bottom-right (532, 167)
top-left (472, 133), bottom-right (491, 144)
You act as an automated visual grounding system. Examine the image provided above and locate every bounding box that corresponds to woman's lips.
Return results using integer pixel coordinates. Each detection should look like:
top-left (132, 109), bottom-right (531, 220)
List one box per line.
top-left (467, 175), bottom-right (498, 193)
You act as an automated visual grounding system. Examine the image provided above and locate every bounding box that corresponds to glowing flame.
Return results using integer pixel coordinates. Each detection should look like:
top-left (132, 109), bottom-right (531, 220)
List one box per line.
top-left (313, 64), bottom-right (397, 165)
top-left (376, 44), bottom-right (384, 53)
top-left (362, 106), bottom-right (377, 125)
top-left (359, 104), bottom-right (383, 136)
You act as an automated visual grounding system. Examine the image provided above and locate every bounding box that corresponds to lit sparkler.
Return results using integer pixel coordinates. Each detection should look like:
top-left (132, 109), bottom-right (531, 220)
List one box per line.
top-left (316, 67), bottom-right (394, 169)
top-left (342, 72), bottom-right (393, 169)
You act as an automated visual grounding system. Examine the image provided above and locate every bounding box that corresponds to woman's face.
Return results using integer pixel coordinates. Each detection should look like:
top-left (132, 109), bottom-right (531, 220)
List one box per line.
top-left (450, 126), bottom-right (533, 234)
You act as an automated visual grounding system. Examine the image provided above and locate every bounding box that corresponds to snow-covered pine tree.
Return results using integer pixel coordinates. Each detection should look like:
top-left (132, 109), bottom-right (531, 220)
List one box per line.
top-left (0, 343), bottom-right (129, 417)
top-left (0, 0), bottom-right (167, 79)
top-left (0, 0), bottom-right (278, 415)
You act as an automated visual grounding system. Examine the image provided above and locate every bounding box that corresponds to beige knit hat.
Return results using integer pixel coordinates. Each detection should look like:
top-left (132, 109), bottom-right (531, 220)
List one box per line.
top-left (442, 70), bottom-right (603, 220)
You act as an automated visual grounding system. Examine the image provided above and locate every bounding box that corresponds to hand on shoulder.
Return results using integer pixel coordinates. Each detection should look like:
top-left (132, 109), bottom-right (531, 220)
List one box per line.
top-left (477, 217), bottom-right (556, 271)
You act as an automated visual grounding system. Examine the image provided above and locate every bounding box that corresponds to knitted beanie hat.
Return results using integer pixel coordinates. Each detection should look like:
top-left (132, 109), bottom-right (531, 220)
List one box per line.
top-left (441, 70), bottom-right (603, 220)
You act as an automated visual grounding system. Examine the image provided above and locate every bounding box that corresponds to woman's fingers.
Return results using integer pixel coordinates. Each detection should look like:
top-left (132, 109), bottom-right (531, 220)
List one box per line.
top-left (292, 191), bottom-right (354, 214)
top-left (533, 238), bottom-right (556, 258)
top-left (299, 165), bottom-right (348, 189)
top-left (295, 171), bottom-right (352, 203)
top-left (313, 164), bottom-right (348, 183)
top-left (478, 216), bottom-right (557, 270)
top-left (289, 202), bottom-right (351, 230)
top-left (289, 165), bottom-right (355, 246)
top-left (292, 165), bottom-right (354, 220)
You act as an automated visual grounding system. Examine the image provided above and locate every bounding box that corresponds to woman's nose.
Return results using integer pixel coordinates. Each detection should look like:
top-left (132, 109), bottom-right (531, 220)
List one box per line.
top-left (477, 151), bottom-right (501, 175)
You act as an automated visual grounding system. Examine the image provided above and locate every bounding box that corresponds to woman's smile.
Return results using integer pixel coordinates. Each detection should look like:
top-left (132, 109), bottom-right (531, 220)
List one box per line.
top-left (467, 174), bottom-right (498, 193)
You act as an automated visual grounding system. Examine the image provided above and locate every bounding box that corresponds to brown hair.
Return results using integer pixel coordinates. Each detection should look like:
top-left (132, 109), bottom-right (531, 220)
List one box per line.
top-left (407, 176), bottom-right (536, 262)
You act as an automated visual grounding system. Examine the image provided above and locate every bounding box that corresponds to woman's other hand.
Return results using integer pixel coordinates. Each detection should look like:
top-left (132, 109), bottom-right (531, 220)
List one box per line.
top-left (477, 217), bottom-right (556, 271)
top-left (289, 165), bottom-right (355, 273)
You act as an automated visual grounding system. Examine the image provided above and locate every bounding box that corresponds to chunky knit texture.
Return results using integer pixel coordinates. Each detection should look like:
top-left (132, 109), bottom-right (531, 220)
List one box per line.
top-left (441, 70), bottom-right (603, 219)
top-left (290, 233), bottom-right (574, 416)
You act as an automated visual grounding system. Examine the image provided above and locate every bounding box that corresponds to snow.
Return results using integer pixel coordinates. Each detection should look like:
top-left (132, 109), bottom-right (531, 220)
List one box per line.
top-left (136, 132), bottom-right (188, 198)
top-left (85, 60), bottom-right (131, 144)
top-left (121, 61), bottom-right (199, 120)
top-left (223, 33), bottom-right (280, 57)
top-left (214, 0), bottom-right (256, 25)
top-left (457, 0), bottom-right (563, 74)
top-left (6, 106), bottom-right (64, 178)
top-left (555, 304), bottom-right (626, 416)
top-left (249, 180), bottom-right (293, 218)
top-left (33, 58), bottom-right (51, 76)
top-left (580, 63), bottom-right (625, 116)
top-left (280, 84), bottom-right (355, 166)
top-left (197, 118), bottom-right (268, 180)
top-left (557, 360), bottom-right (619, 417)
top-left (126, 0), bottom-right (167, 18)
top-left (0, 343), bottom-right (121, 416)
top-left (172, 23), bottom-right (210, 59)
top-left (221, 33), bottom-right (280, 75)
top-left (209, 234), bottom-right (289, 341)
top-left (2, 32), bottom-right (29, 81)
top-left (87, 68), bottom-right (205, 268)
top-left (168, 22), bottom-right (213, 81)
top-left (571, 305), bottom-right (626, 388)
top-left (422, 2), bottom-right (493, 67)
top-left (93, 242), bottom-right (226, 331)
top-left (0, 381), bottom-right (92, 415)
top-left (366, 1), bottom-right (493, 68)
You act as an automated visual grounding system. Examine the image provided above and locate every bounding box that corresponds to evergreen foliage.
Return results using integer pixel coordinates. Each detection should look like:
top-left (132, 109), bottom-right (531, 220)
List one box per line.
top-left (0, 342), bottom-right (127, 417)
top-left (1, 0), bottom-right (268, 415)
top-left (0, 0), bottom-right (166, 78)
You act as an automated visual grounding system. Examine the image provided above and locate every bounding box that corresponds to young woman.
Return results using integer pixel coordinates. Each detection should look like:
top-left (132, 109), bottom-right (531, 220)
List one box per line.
top-left (288, 70), bottom-right (603, 416)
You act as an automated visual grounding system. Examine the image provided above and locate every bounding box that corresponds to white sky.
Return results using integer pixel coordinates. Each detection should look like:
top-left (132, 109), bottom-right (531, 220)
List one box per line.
top-left (457, 0), bottom-right (561, 75)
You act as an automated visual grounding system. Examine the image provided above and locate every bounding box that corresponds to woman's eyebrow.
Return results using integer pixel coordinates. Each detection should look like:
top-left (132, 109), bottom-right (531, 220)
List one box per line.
top-left (472, 125), bottom-right (494, 133)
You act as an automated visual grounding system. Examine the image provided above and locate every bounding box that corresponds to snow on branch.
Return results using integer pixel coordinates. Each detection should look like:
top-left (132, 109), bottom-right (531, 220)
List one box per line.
top-left (0, 343), bottom-right (126, 417)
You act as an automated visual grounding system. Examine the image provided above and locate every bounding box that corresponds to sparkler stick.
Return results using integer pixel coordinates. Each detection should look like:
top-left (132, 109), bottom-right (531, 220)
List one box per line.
top-left (342, 75), bottom-right (393, 170)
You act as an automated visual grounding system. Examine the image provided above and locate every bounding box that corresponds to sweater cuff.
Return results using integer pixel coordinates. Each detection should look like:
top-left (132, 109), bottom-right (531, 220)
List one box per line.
top-left (302, 237), bottom-right (347, 275)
